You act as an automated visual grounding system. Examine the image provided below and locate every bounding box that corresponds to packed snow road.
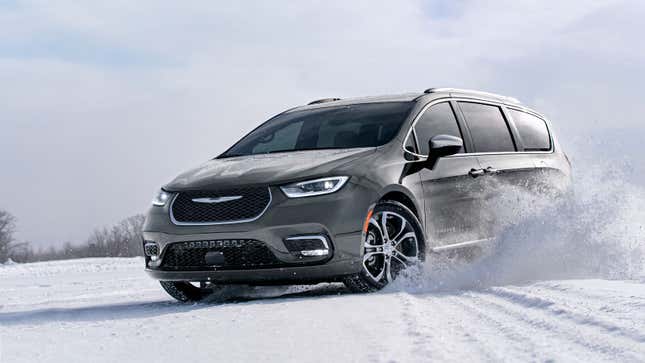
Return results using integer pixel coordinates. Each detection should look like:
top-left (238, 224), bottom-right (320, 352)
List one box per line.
top-left (1, 258), bottom-right (644, 362)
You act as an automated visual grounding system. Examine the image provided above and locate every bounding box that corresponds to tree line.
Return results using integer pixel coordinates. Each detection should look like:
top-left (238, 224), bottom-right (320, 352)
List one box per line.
top-left (0, 208), bottom-right (144, 263)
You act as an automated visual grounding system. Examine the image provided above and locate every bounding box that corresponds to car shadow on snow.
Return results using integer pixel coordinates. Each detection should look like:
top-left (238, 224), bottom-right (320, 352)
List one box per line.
top-left (0, 300), bottom-right (208, 326)
top-left (0, 283), bottom-right (350, 326)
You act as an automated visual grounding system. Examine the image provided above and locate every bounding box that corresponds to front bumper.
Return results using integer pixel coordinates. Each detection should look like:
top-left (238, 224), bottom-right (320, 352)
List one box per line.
top-left (142, 181), bottom-right (375, 283)
top-left (145, 242), bottom-right (361, 284)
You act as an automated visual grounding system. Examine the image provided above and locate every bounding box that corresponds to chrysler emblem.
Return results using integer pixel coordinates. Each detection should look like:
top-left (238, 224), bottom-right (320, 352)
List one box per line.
top-left (192, 196), bottom-right (243, 204)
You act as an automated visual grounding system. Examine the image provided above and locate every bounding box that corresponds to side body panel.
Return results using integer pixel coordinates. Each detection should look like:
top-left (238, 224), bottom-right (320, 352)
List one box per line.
top-left (403, 99), bottom-right (486, 247)
top-left (418, 156), bottom-right (484, 245)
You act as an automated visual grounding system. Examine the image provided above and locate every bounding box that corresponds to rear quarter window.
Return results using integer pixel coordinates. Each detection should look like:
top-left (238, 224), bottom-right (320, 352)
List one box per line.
top-left (508, 109), bottom-right (551, 151)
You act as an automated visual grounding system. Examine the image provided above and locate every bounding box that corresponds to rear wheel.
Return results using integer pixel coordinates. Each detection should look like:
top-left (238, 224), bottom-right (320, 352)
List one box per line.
top-left (344, 200), bottom-right (425, 293)
top-left (160, 281), bottom-right (222, 302)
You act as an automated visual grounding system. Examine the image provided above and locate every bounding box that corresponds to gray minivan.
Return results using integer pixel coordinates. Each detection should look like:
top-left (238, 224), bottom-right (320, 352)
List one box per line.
top-left (143, 88), bottom-right (571, 301)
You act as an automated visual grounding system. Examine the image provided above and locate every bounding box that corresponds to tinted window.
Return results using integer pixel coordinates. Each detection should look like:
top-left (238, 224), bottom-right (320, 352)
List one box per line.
top-left (251, 121), bottom-right (303, 154)
top-left (413, 102), bottom-right (464, 155)
top-left (459, 102), bottom-right (515, 153)
top-left (316, 119), bottom-right (362, 148)
top-left (221, 102), bottom-right (413, 157)
top-left (509, 109), bottom-right (551, 151)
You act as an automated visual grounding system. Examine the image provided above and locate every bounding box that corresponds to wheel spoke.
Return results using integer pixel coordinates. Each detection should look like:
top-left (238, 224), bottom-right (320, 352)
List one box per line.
top-left (364, 241), bottom-right (385, 249)
top-left (393, 253), bottom-right (418, 265)
top-left (363, 251), bottom-right (384, 263)
top-left (392, 218), bottom-right (407, 243)
top-left (393, 231), bottom-right (416, 248)
top-left (381, 212), bottom-right (390, 240)
top-left (363, 254), bottom-right (385, 282)
top-left (369, 267), bottom-right (385, 282)
top-left (392, 254), bottom-right (407, 266)
top-left (385, 258), bottom-right (393, 283)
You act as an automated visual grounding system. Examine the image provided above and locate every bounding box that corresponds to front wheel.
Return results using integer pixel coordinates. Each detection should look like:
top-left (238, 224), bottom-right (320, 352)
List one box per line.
top-left (343, 200), bottom-right (425, 293)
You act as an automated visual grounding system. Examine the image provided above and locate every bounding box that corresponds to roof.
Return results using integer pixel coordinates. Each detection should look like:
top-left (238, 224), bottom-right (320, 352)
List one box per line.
top-left (290, 93), bottom-right (422, 112)
top-left (289, 88), bottom-right (525, 113)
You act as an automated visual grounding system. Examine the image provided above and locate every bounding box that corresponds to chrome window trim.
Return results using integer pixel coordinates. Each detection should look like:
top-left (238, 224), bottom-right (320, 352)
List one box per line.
top-left (401, 97), bottom-right (555, 159)
top-left (169, 187), bottom-right (273, 226)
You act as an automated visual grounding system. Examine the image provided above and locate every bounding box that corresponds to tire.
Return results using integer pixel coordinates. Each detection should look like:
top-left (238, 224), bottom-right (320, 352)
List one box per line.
top-left (343, 200), bottom-right (425, 293)
top-left (160, 281), bottom-right (220, 302)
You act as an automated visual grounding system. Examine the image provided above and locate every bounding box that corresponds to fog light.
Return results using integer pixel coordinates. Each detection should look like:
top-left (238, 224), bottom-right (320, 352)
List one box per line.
top-left (144, 241), bottom-right (159, 261)
top-left (284, 236), bottom-right (329, 257)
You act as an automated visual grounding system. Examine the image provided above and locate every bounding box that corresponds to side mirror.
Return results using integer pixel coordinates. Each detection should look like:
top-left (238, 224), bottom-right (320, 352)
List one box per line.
top-left (429, 134), bottom-right (463, 158)
top-left (423, 135), bottom-right (463, 169)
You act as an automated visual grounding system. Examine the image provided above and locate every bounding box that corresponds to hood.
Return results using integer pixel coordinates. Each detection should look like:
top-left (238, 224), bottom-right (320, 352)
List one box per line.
top-left (164, 148), bottom-right (377, 191)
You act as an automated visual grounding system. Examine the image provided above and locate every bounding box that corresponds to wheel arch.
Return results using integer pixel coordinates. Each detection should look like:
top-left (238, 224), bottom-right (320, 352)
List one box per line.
top-left (377, 186), bottom-right (422, 222)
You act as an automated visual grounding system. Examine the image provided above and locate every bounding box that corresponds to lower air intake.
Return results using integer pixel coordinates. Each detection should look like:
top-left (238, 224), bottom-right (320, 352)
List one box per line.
top-left (160, 240), bottom-right (282, 271)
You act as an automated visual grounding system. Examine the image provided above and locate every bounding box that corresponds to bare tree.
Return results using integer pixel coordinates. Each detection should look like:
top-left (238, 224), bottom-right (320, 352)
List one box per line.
top-left (84, 214), bottom-right (145, 258)
top-left (9, 244), bottom-right (34, 263)
top-left (4, 213), bottom-right (146, 263)
top-left (119, 214), bottom-right (145, 256)
top-left (0, 209), bottom-right (17, 262)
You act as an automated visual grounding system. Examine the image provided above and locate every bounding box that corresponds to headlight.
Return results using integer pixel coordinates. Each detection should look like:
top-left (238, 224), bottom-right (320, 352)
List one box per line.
top-left (280, 176), bottom-right (349, 198)
top-left (152, 189), bottom-right (172, 206)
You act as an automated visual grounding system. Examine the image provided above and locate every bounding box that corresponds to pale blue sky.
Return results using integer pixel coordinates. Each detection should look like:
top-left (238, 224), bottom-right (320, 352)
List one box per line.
top-left (1, 0), bottom-right (644, 247)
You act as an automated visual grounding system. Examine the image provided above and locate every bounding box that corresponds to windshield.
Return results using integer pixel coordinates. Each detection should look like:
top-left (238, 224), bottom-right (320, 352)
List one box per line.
top-left (220, 102), bottom-right (414, 158)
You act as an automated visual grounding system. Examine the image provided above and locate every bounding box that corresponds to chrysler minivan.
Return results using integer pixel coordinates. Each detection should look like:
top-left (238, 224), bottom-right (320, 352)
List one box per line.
top-left (143, 88), bottom-right (571, 301)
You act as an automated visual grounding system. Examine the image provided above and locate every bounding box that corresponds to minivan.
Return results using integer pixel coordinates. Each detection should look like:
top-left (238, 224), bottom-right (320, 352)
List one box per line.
top-left (143, 88), bottom-right (571, 301)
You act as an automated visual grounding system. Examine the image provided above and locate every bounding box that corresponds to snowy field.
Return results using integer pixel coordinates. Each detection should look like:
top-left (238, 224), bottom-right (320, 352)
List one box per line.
top-left (1, 257), bottom-right (645, 363)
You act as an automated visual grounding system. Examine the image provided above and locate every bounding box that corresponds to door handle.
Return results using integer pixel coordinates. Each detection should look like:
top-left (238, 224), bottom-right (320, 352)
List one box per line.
top-left (469, 168), bottom-right (485, 178)
top-left (484, 167), bottom-right (500, 175)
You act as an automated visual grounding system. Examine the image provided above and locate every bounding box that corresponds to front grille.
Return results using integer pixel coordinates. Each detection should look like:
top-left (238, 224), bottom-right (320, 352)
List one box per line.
top-left (160, 239), bottom-right (282, 271)
top-left (170, 187), bottom-right (271, 224)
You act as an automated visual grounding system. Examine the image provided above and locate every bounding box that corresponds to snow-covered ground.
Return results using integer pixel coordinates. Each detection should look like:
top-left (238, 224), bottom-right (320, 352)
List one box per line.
top-left (1, 257), bottom-right (645, 363)
top-left (2, 163), bottom-right (644, 362)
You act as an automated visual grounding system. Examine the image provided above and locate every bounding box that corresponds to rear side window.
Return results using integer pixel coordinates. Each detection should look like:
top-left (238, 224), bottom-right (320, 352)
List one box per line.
top-left (458, 102), bottom-right (515, 153)
top-left (508, 109), bottom-right (551, 151)
top-left (413, 102), bottom-right (464, 155)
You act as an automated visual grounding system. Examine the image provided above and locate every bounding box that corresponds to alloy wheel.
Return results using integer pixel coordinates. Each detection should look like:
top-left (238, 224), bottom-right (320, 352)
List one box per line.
top-left (362, 210), bottom-right (420, 284)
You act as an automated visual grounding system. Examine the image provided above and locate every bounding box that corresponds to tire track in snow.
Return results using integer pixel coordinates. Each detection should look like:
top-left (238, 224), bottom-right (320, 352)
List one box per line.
top-left (497, 284), bottom-right (645, 343)
top-left (470, 288), bottom-right (645, 362)
top-left (396, 293), bottom-right (440, 361)
top-left (443, 294), bottom-right (554, 361)
top-left (399, 292), bottom-right (514, 362)
top-left (530, 282), bottom-right (645, 316)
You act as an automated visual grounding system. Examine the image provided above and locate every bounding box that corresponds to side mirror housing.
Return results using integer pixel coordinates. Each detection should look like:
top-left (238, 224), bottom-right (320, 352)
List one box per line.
top-left (424, 135), bottom-right (463, 169)
top-left (429, 134), bottom-right (463, 158)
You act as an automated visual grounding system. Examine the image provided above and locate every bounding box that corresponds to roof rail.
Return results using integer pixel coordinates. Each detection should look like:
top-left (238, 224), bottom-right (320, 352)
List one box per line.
top-left (424, 88), bottom-right (520, 104)
top-left (307, 98), bottom-right (341, 105)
